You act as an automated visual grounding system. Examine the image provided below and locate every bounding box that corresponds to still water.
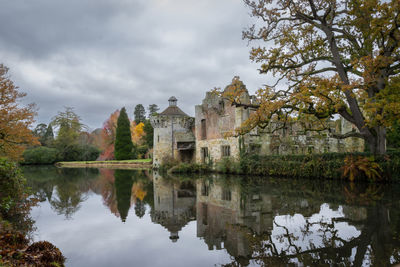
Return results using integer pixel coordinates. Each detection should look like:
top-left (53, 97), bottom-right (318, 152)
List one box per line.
top-left (22, 166), bottom-right (400, 267)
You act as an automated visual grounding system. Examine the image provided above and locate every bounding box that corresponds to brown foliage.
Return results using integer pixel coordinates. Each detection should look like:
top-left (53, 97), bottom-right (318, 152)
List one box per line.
top-left (0, 64), bottom-right (39, 160)
top-left (343, 155), bottom-right (382, 182)
top-left (99, 110), bottom-right (119, 160)
top-left (219, 0), bottom-right (400, 154)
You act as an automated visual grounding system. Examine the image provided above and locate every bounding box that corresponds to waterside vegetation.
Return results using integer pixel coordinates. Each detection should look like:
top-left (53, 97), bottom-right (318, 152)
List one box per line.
top-left (0, 158), bottom-right (65, 267)
top-left (162, 151), bottom-right (400, 183)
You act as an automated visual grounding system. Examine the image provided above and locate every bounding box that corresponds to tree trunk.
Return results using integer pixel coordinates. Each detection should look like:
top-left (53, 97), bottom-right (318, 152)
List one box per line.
top-left (367, 127), bottom-right (387, 155)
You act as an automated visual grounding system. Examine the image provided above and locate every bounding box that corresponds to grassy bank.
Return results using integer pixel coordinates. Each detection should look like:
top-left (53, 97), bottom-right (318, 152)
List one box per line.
top-left (166, 151), bottom-right (400, 182)
top-left (55, 159), bottom-right (152, 169)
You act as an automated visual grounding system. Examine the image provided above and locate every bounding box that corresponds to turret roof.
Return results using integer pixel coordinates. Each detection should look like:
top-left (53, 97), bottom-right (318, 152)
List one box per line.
top-left (159, 106), bottom-right (189, 116)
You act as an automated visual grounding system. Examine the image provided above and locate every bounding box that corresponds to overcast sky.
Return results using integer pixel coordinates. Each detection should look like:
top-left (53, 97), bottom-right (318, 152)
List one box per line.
top-left (0, 0), bottom-right (268, 130)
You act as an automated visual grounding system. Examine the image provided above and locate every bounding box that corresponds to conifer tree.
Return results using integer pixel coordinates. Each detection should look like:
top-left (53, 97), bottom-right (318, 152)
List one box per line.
top-left (148, 104), bottom-right (159, 117)
top-left (115, 107), bottom-right (134, 160)
top-left (142, 120), bottom-right (154, 148)
top-left (134, 104), bottom-right (146, 124)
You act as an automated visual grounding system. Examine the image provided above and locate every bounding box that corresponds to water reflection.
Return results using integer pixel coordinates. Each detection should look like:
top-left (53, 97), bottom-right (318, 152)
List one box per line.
top-left (151, 172), bottom-right (196, 242)
top-left (23, 167), bottom-right (400, 266)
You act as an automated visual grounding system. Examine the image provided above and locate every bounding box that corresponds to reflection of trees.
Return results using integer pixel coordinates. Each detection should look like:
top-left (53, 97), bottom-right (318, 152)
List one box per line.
top-left (23, 166), bottom-right (58, 202)
top-left (218, 181), bottom-right (400, 267)
top-left (131, 170), bottom-right (154, 219)
top-left (24, 167), bottom-right (99, 219)
top-left (25, 167), bottom-right (155, 221)
top-left (114, 170), bottom-right (134, 222)
top-left (94, 169), bottom-right (119, 216)
top-left (134, 199), bottom-right (146, 218)
top-left (50, 168), bottom-right (98, 219)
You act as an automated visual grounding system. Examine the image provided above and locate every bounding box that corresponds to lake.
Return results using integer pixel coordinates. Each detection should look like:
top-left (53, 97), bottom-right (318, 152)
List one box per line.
top-left (22, 166), bottom-right (400, 266)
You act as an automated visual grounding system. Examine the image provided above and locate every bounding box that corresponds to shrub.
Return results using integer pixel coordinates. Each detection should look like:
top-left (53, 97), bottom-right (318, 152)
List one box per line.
top-left (343, 156), bottom-right (382, 182)
top-left (238, 152), bottom-right (400, 182)
top-left (0, 158), bottom-right (26, 219)
top-left (170, 163), bottom-right (211, 174)
top-left (57, 144), bottom-right (100, 162)
top-left (137, 145), bottom-right (148, 159)
top-left (216, 157), bottom-right (241, 174)
top-left (22, 147), bottom-right (58, 165)
top-left (158, 156), bottom-right (180, 172)
top-left (79, 145), bottom-right (101, 161)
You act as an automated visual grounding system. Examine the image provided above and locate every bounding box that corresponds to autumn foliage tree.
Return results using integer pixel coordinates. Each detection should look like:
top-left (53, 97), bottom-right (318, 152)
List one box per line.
top-left (0, 64), bottom-right (38, 160)
top-left (222, 0), bottom-right (400, 154)
top-left (131, 121), bottom-right (145, 144)
top-left (98, 110), bottom-right (120, 160)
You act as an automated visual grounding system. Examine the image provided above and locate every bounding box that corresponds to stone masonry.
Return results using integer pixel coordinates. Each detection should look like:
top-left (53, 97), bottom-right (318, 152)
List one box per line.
top-left (151, 88), bottom-right (364, 167)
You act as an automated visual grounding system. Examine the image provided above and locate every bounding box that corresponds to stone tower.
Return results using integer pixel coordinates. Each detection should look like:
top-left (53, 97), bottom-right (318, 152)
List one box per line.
top-left (150, 96), bottom-right (195, 167)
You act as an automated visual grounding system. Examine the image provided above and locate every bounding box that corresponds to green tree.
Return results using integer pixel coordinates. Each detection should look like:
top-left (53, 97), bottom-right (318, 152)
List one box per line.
top-left (43, 124), bottom-right (54, 147)
top-left (148, 104), bottom-right (159, 117)
top-left (33, 123), bottom-right (47, 145)
top-left (51, 107), bottom-right (86, 149)
top-left (134, 104), bottom-right (146, 124)
top-left (387, 121), bottom-right (400, 149)
top-left (226, 0), bottom-right (400, 154)
top-left (142, 119), bottom-right (154, 148)
top-left (115, 107), bottom-right (134, 160)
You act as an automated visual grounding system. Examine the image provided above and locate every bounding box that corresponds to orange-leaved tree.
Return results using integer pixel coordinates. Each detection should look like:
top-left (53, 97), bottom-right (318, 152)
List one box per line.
top-left (0, 64), bottom-right (38, 160)
top-left (219, 0), bottom-right (400, 154)
top-left (98, 110), bottom-right (120, 160)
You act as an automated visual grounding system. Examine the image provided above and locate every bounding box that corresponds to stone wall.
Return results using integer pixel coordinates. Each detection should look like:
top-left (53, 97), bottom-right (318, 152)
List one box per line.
top-left (151, 115), bottom-right (194, 167)
top-left (194, 90), bottom-right (364, 164)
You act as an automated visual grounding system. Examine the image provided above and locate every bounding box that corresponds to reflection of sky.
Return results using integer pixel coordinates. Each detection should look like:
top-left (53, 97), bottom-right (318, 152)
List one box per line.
top-left (272, 204), bottom-right (361, 263)
top-left (31, 191), bottom-right (231, 267)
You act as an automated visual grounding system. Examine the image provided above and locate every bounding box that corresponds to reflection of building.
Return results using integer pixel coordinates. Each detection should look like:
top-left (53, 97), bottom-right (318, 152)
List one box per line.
top-left (196, 179), bottom-right (273, 260)
top-left (151, 172), bottom-right (196, 242)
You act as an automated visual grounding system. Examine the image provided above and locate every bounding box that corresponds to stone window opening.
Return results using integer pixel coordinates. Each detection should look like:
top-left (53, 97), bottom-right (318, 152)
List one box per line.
top-left (222, 189), bottom-right (231, 201)
top-left (221, 145), bottom-right (231, 157)
top-left (249, 143), bottom-right (261, 154)
top-left (157, 135), bottom-right (160, 143)
top-left (201, 147), bottom-right (209, 163)
top-left (202, 203), bottom-right (208, 225)
top-left (201, 119), bottom-right (206, 140)
top-left (218, 100), bottom-right (225, 114)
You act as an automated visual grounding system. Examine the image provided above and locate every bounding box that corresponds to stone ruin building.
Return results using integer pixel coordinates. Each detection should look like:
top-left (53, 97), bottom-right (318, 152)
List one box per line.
top-left (151, 88), bottom-right (364, 167)
top-left (150, 96), bottom-right (196, 167)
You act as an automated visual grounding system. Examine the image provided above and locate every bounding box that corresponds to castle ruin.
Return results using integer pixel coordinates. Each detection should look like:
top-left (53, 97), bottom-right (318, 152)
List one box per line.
top-left (151, 88), bottom-right (364, 167)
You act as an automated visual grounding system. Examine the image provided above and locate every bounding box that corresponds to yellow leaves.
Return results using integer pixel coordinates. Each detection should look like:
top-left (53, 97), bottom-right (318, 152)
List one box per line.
top-left (343, 156), bottom-right (382, 182)
top-left (131, 122), bottom-right (145, 144)
top-left (132, 183), bottom-right (146, 201)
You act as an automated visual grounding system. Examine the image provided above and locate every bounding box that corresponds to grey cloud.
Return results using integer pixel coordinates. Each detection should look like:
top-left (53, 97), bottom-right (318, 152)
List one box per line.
top-left (0, 0), bottom-right (267, 129)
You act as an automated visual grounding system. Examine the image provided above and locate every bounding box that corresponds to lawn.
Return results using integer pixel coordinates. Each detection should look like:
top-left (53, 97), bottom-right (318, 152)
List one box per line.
top-left (58, 159), bottom-right (152, 164)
